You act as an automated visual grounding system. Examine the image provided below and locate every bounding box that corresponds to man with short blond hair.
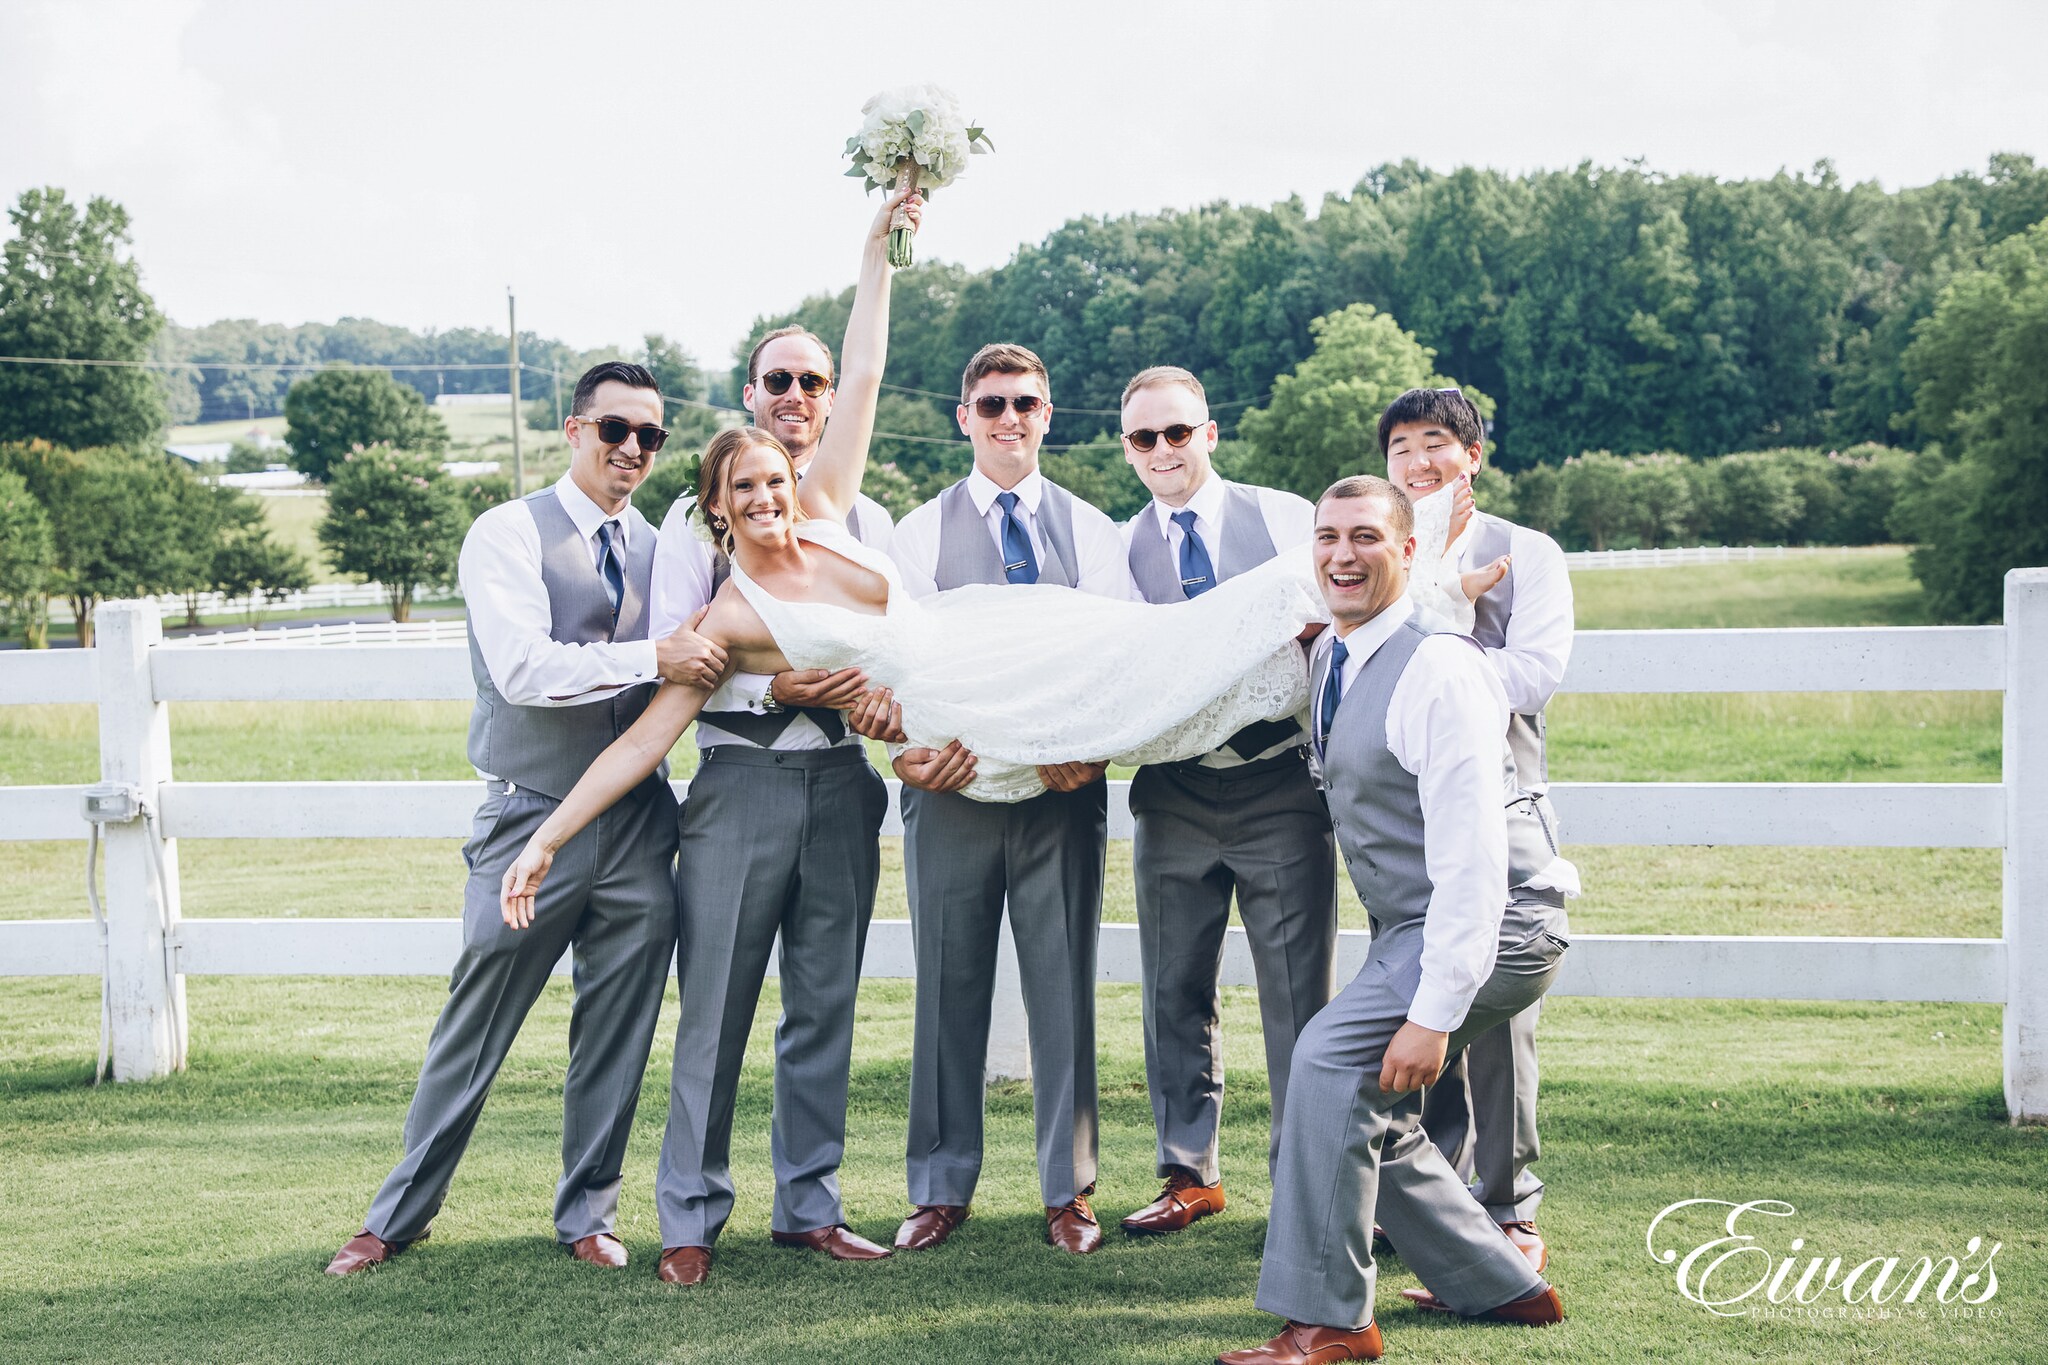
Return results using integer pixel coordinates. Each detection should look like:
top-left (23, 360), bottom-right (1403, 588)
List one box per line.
top-left (885, 341), bottom-right (1137, 1257)
top-left (1112, 364), bottom-right (1336, 1239)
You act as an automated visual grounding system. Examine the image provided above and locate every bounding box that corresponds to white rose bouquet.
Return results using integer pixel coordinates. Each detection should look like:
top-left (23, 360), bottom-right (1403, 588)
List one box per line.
top-left (843, 84), bottom-right (994, 268)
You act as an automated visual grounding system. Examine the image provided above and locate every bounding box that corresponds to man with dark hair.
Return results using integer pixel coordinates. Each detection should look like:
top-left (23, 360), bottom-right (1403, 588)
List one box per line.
top-left (1378, 386), bottom-right (1577, 1277)
top-left (326, 361), bottom-right (723, 1277)
top-left (1220, 476), bottom-right (1567, 1364)
top-left (883, 341), bottom-right (1137, 1256)
top-left (1111, 364), bottom-right (1336, 1239)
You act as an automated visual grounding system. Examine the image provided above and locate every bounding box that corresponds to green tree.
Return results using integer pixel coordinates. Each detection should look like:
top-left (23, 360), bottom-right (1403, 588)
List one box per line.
top-left (1894, 221), bottom-right (2048, 620)
top-left (860, 461), bottom-right (922, 521)
top-left (0, 443), bottom-right (190, 645)
top-left (318, 446), bottom-right (469, 621)
top-left (169, 478), bottom-right (310, 625)
top-left (0, 188), bottom-right (167, 446)
top-left (284, 367), bottom-right (448, 481)
top-left (0, 468), bottom-right (55, 647)
top-left (1235, 303), bottom-right (1490, 500)
top-left (1557, 451), bottom-right (1644, 550)
top-left (1712, 451), bottom-right (1806, 545)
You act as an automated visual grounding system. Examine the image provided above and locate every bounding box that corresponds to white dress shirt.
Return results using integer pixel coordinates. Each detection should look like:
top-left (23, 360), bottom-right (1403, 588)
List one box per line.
top-left (1124, 475), bottom-right (1315, 767)
top-left (646, 485), bottom-right (892, 751)
top-left (1448, 515), bottom-right (1574, 716)
top-left (890, 466), bottom-right (1136, 602)
top-left (1315, 597), bottom-right (1516, 1033)
top-left (458, 471), bottom-right (657, 707)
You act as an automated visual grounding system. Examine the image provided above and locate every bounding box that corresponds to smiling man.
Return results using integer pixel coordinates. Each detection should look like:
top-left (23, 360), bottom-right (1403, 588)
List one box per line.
top-left (1112, 365), bottom-right (1336, 1239)
top-left (1220, 475), bottom-right (1568, 1364)
top-left (1379, 387), bottom-right (1576, 1276)
top-left (327, 361), bottom-right (720, 1277)
top-left (885, 342), bottom-right (1137, 1256)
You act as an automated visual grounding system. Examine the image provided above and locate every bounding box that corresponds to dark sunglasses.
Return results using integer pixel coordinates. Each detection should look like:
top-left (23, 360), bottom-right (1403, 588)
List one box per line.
top-left (971, 393), bottom-right (1045, 419)
top-left (573, 414), bottom-right (669, 453)
top-left (758, 369), bottom-right (831, 397)
top-left (1122, 423), bottom-right (1202, 452)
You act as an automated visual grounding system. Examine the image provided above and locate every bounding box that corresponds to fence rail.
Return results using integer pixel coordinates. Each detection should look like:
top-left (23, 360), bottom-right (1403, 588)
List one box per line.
top-left (1, 575), bottom-right (2043, 1125)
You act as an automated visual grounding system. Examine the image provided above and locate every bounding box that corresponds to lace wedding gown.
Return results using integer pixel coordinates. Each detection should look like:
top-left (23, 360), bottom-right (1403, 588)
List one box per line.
top-left (723, 492), bottom-right (1471, 803)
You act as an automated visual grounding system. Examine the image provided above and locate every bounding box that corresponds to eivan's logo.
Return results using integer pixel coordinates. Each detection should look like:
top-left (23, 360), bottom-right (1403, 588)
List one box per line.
top-left (1647, 1199), bottom-right (2001, 1317)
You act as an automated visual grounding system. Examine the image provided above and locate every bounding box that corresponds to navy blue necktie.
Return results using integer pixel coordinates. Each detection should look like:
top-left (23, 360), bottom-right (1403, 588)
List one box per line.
top-left (596, 520), bottom-right (625, 623)
top-left (1317, 638), bottom-right (1349, 756)
top-left (995, 491), bottom-right (1039, 585)
top-left (1170, 509), bottom-right (1216, 597)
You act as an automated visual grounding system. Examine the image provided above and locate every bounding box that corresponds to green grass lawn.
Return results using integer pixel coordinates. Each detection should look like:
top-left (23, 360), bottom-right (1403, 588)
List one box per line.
top-left (3, 548), bottom-right (2035, 1362)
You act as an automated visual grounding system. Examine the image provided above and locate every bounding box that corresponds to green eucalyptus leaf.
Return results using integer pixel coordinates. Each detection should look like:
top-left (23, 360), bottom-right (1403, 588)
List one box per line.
top-left (907, 109), bottom-right (925, 136)
top-left (844, 135), bottom-right (862, 155)
top-left (844, 163), bottom-right (870, 177)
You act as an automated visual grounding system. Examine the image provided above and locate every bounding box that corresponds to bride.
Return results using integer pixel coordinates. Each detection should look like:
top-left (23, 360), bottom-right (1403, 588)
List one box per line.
top-left (498, 192), bottom-right (1490, 923)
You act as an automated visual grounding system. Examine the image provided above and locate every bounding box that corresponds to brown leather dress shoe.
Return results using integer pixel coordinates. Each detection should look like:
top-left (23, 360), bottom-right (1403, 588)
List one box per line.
top-left (1400, 1283), bottom-right (1564, 1325)
top-left (324, 1228), bottom-right (425, 1276)
top-left (770, 1224), bottom-right (893, 1261)
top-left (656, 1245), bottom-right (712, 1286)
top-left (1121, 1169), bottom-right (1226, 1235)
top-left (567, 1232), bottom-right (628, 1268)
top-left (894, 1204), bottom-right (969, 1251)
top-left (1498, 1219), bottom-right (1548, 1273)
top-left (1215, 1319), bottom-right (1384, 1363)
top-left (1045, 1191), bottom-right (1103, 1254)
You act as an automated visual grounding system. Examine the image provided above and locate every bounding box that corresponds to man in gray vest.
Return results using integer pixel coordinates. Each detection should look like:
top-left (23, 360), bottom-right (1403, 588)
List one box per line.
top-left (886, 342), bottom-right (1137, 1256)
top-left (1378, 387), bottom-right (1577, 1276)
top-left (1221, 476), bottom-right (1567, 1364)
top-left (1111, 365), bottom-right (1336, 1238)
top-left (640, 233), bottom-right (911, 1285)
top-left (327, 362), bottom-right (722, 1276)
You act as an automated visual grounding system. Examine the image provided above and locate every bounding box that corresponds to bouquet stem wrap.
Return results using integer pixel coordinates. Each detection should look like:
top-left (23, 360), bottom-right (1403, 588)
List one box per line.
top-left (890, 161), bottom-right (919, 269)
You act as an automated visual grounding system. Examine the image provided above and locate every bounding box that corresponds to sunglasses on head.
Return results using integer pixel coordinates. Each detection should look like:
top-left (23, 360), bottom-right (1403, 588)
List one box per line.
top-left (574, 414), bottom-right (669, 453)
top-left (1122, 423), bottom-right (1203, 452)
top-left (971, 393), bottom-right (1044, 419)
top-left (758, 369), bottom-right (831, 397)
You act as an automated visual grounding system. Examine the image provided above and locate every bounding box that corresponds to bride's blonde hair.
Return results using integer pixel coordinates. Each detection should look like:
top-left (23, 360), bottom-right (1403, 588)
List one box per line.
top-left (697, 426), bottom-right (808, 556)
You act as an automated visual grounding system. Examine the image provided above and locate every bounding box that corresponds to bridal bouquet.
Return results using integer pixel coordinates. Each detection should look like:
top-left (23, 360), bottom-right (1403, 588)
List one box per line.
top-left (843, 84), bottom-right (994, 267)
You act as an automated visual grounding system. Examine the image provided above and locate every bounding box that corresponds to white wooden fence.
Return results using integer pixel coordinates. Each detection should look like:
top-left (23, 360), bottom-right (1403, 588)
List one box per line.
top-left (2, 571), bottom-right (2043, 1123)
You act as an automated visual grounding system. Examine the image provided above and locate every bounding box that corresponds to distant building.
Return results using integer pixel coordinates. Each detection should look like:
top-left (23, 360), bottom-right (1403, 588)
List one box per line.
top-left (433, 393), bottom-right (514, 409)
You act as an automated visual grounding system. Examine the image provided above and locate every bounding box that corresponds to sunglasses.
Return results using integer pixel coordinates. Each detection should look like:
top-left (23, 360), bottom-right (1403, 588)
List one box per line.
top-left (970, 393), bottom-right (1045, 419)
top-left (1123, 423), bottom-right (1203, 453)
top-left (573, 414), bottom-right (669, 453)
top-left (758, 369), bottom-right (831, 397)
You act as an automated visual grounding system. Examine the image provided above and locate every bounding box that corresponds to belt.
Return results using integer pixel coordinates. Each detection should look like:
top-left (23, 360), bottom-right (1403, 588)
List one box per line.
top-left (699, 744), bottom-right (873, 770)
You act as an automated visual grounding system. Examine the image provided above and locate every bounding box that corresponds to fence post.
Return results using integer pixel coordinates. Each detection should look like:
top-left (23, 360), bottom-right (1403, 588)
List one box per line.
top-left (2007, 568), bottom-right (2048, 1123)
top-left (95, 600), bottom-right (187, 1081)
top-left (986, 906), bottom-right (1033, 1083)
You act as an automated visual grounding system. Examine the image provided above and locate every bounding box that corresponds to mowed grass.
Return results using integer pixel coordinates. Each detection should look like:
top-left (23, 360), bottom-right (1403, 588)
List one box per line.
top-left (1569, 547), bottom-right (1937, 628)
top-left (1, 978), bottom-right (2040, 1364)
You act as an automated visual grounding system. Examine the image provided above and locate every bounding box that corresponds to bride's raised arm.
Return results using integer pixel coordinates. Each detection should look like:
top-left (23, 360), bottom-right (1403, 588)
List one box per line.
top-left (799, 186), bottom-right (921, 524)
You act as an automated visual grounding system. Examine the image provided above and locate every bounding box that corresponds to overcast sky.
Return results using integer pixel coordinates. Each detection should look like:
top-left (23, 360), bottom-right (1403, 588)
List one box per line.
top-left (3, 0), bottom-right (2043, 367)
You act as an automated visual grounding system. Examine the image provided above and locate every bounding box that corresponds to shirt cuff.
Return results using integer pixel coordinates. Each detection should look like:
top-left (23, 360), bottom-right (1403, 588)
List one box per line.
top-left (621, 638), bottom-right (658, 684)
top-left (1407, 979), bottom-right (1473, 1035)
top-left (726, 672), bottom-right (775, 714)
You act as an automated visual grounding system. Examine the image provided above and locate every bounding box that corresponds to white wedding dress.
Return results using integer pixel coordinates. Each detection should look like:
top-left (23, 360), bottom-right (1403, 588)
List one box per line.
top-left (723, 491), bottom-right (1470, 803)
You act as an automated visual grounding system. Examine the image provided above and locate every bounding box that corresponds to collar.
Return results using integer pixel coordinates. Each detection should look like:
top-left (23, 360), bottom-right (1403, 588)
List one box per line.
top-left (553, 472), bottom-right (629, 548)
top-left (1320, 595), bottom-right (1416, 673)
top-left (969, 466), bottom-right (1044, 517)
top-left (1150, 472), bottom-right (1227, 539)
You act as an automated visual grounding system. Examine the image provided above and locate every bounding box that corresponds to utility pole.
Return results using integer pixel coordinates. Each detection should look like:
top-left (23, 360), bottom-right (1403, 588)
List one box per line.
top-left (507, 288), bottom-right (524, 497)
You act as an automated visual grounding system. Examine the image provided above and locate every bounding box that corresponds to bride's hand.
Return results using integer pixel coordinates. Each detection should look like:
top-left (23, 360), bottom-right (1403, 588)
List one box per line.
top-left (870, 185), bottom-right (925, 248)
top-left (848, 686), bottom-right (908, 744)
top-left (500, 839), bottom-right (555, 930)
top-left (1447, 472), bottom-right (1475, 545)
top-left (1461, 554), bottom-right (1511, 603)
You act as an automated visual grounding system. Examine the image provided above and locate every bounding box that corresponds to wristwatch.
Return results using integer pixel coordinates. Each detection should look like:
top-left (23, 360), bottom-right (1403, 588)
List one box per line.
top-left (761, 676), bottom-right (785, 714)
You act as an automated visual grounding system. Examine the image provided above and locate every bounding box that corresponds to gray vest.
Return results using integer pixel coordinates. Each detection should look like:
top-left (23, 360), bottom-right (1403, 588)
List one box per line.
top-left (466, 488), bottom-right (664, 801)
top-left (1129, 482), bottom-right (1305, 761)
top-left (1319, 620), bottom-right (1555, 927)
top-left (1468, 512), bottom-right (1550, 788)
top-left (932, 477), bottom-right (1079, 590)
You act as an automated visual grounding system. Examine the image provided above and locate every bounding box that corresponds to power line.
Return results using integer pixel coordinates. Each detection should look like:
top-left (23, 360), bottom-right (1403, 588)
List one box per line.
top-left (0, 355), bottom-right (520, 373)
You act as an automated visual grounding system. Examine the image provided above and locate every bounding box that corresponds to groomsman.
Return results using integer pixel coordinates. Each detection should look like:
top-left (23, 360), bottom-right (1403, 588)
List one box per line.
top-left (1221, 476), bottom-right (1568, 1364)
top-left (640, 226), bottom-right (911, 1285)
top-left (1112, 366), bottom-right (1336, 1237)
top-left (327, 362), bottom-right (723, 1275)
top-left (1378, 388), bottom-right (1576, 1274)
top-left (886, 342), bottom-right (1136, 1256)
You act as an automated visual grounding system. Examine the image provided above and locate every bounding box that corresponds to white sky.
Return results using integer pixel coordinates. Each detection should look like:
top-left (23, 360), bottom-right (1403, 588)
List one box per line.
top-left (3, 0), bottom-right (2044, 367)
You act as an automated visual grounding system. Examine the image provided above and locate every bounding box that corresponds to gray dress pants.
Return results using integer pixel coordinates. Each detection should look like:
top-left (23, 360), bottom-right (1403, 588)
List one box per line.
top-left (901, 781), bottom-right (1107, 1209)
top-left (1131, 754), bottom-right (1336, 1185)
top-left (655, 746), bottom-right (887, 1247)
top-left (363, 779), bottom-right (678, 1245)
top-left (1256, 898), bottom-right (1569, 1330)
